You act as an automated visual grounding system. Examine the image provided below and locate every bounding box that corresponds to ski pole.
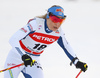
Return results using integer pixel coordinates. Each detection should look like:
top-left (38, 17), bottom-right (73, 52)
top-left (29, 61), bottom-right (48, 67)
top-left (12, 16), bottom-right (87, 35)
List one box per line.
top-left (75, 70), bottom-right (82, 78)
top-left (0, 60), bottom-right (36, 73)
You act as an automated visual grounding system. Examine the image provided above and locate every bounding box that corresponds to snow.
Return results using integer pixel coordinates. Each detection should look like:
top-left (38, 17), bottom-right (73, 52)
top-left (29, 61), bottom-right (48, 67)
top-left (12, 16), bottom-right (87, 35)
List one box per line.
top-left (0, 0), bottom-right (100, 78)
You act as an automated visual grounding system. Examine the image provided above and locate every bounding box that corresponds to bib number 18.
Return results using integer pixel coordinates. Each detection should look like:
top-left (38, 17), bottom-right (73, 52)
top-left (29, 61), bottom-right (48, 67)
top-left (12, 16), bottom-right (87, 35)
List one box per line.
top-left (33, 44), bottom-right (47, 50)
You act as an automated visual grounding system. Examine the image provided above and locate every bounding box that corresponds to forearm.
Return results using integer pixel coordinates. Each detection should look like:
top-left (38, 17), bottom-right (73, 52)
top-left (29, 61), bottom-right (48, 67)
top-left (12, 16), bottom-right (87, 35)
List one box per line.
top-left (57, 36), bottom-right (78, 65)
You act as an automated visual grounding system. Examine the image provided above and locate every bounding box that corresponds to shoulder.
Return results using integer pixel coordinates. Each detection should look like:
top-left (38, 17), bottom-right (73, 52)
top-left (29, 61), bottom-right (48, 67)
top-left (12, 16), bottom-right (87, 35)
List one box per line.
top-left (28, 18), bottom-right (45, 24)
top-left (27, 18), bottom-right (45, 31)
top-left (35, 17), bottom-right (45, 24)
top-left (35, 17), bottom-right (45, 21)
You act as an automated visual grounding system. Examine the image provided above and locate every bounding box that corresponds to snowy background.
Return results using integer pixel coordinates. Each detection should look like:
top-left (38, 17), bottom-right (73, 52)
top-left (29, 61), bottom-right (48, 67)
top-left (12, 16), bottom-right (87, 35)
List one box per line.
top-left (0, 0), bottom-right (100, 78)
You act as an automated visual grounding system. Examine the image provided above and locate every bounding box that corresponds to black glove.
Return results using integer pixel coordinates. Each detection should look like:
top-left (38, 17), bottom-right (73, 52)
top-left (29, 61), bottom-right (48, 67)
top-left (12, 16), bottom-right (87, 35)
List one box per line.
top-left (76, 61), bottom-right (88, 72)
top-left (22, 54), bottom-right (34, 67)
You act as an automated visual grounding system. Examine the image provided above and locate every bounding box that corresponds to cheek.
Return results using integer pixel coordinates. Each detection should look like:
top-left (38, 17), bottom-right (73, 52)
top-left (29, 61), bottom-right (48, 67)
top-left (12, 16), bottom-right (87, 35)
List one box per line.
top-left (49, 20), bottom-right (55, 26)
top-left (57, 23), bottom-right (61, 27)
top-left (59, 24), bottom-right (61, 28)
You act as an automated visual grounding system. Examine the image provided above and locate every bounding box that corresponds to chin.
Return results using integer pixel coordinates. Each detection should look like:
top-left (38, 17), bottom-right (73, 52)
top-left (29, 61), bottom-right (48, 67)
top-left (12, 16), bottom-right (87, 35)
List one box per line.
top-left (53, 29), bottom-right (58, 31)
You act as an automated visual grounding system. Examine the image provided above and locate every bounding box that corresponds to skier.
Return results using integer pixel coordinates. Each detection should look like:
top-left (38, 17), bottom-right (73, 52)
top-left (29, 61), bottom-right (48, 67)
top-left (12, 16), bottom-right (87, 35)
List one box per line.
top-left (4, 5), bottom-right (88, 78)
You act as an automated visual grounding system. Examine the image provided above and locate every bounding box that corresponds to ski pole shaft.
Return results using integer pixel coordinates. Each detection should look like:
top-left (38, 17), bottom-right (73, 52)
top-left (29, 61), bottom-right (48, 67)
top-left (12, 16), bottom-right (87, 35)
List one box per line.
top-left (0, 60), bottom-right (35, 73)
top-left (0, 63), bottom-right (24, 73)
top-left (75, 70), bottom-right (82, 78)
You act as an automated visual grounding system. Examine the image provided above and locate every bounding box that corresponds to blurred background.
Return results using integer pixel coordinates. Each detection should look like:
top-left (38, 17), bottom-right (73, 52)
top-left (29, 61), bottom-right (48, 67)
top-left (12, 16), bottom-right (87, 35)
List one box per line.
top-left (0, 0), bottom-right (100, 78)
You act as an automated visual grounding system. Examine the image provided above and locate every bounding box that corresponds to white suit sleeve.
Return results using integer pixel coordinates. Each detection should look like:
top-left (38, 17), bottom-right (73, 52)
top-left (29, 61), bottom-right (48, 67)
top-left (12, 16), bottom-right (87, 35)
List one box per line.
top-left (57, 32), bottom-right (78, 64)
top-left (9, 19), bottom-right (37, 55)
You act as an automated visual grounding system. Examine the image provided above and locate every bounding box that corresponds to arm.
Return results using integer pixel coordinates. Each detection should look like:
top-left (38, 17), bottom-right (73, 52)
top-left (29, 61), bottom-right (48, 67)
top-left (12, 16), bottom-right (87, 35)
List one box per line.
top-left (57, 34), bottom-right (78, 65)
top-left (9, 19), bottom-right (37, 55)
top-left (9, 25), bottom-right (31, 55)
top-left (9, 19), bottom-right (38, 67)
top-left (57, 32), bottom-right (88, 72)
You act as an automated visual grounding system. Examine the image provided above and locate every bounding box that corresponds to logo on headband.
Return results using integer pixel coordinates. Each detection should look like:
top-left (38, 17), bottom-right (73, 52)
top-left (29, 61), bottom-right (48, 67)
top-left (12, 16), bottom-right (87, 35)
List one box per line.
top-left (56, 9), bottom-right (64, 13)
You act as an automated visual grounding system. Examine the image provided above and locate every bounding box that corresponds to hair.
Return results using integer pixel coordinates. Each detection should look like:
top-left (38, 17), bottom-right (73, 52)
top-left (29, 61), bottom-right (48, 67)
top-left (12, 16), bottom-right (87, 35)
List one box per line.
top-left (36, 14), bottom-right (47, 19)
top-left (36, 5), bottom-right (62, 19)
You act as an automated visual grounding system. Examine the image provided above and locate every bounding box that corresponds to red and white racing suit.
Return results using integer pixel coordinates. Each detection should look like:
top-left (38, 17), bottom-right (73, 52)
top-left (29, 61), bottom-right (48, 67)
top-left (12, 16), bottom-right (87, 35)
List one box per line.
top-left (4, 18), bottom-right (77, 78)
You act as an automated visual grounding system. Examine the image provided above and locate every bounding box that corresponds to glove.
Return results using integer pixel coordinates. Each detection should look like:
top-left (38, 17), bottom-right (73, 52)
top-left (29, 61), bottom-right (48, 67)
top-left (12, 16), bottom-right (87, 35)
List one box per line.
top-left (22, 54), bottom-right (34, 67)
top-left (75, 61), bottom-right (88, 72)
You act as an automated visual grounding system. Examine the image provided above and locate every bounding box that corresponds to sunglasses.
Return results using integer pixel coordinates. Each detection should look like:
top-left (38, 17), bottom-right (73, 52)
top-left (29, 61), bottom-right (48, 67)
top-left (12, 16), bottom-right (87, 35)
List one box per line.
top-left (49, 13), bottom-right (66, 24)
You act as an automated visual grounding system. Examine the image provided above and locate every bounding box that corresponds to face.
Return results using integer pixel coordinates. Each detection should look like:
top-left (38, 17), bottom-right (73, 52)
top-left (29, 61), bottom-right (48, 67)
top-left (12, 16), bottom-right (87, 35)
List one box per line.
top-left (46, 18), bottom-right (62, 31)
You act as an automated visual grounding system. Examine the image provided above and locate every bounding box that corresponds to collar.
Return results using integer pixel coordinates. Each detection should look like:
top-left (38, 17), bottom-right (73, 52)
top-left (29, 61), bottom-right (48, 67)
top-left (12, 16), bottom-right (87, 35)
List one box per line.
top-left (45, 19), bottom-right (53, 33)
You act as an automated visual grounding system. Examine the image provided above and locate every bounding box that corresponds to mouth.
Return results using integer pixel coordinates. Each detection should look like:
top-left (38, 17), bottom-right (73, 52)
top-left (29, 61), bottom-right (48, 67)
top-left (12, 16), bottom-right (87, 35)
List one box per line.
top-left (53, 27), bottom-right (58, 29)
